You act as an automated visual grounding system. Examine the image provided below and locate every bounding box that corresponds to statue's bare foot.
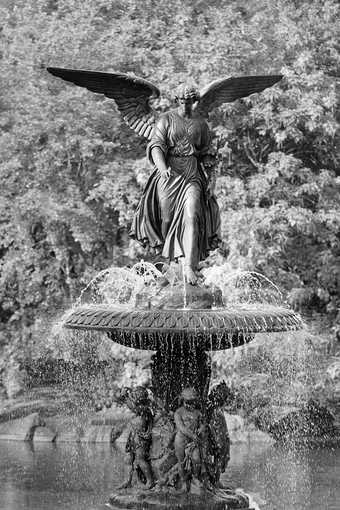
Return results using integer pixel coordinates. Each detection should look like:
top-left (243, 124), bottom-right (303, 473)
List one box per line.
top-left (185, 266), bottom-right (198, 285)
top-left (117, 480), bottom-right (132, 490)
top-left (144, 480), bottom-right (156, 490)
top-left (176, 485), bottom-right (189, 494)
top-left (155, 479), bottom-right (166, 489)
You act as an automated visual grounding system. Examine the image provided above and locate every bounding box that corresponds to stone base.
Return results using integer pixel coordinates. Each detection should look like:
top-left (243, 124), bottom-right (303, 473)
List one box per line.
top-left (145, 281), bottom-right (223, 310)
top-left (108, 487), bottom-right (251, 510)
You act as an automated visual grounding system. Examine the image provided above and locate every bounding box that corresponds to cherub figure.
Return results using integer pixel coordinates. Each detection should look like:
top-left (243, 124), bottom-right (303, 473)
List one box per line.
top-left (206, 381), bottom-right (232, 486)
top-left (174, 387), bottom-right (206, 491)
top-left (47, 67), bottom-right (282, 285)
top-left (118, 386), bottom-right (155, 490)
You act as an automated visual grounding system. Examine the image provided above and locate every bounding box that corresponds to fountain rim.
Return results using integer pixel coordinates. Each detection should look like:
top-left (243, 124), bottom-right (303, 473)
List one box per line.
top-left (63, 304), bottom-right (303, 335)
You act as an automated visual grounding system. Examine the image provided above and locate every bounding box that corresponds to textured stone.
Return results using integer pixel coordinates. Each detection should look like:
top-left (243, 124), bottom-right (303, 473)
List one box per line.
top-left (56, 429), bottom-right (82, 443)
top-left (64, 305), bottom-right (303, 351)
top-left (108, 486), bottom-right (250, 509)
top-left (33, 426), bottom-right (56, 442)
top-left (0, 413), bottom-right (45, 441)
top-left (143, 282), bottom-right (222, 310)
top-left (0, 399), bottom-right (62, 424)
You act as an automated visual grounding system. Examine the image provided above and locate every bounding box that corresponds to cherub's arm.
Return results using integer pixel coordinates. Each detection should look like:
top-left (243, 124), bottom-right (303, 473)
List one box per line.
top-left (138, 409), bottom-right (153, 438)
top-left (197, 411), bottom-right (206, 436)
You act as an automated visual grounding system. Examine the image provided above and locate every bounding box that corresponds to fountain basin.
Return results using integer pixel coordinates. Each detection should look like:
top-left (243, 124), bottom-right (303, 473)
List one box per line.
top-left (108, 487), bottom-right (251, 509)
top-left (64, 305), bottom-right (303, 350)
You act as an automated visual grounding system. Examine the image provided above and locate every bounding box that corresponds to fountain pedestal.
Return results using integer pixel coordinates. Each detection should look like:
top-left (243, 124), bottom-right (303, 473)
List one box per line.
top-left (108, 487), bottom-right (251, 509)
top-left (151, 342), bottom-right (211, 411)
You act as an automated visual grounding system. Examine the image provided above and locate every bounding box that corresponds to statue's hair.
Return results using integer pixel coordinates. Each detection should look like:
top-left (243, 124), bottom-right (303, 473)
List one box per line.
top-left (208, 380), bottom-right (231, 405)
top-left (180, 387), bottom-right (198, 401)
top-left (174, 84), bottom-right (200, 102)
top-left (131, 386), bottom-right (150, 405)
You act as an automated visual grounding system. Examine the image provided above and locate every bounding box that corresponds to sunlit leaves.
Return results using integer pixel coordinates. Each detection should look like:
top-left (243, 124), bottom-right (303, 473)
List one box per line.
top-left (0, 0), bottom-right (339, 378)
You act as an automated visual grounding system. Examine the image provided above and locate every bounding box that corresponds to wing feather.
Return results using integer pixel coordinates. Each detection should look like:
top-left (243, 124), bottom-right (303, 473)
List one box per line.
top-left (144, 126), bottom-right (153, 138)
top-left (135, 120), bottom-right (145, 132)
top-left (138, 124), bottom-right (149, 137)
top-left (47, 67), bottom-right (160, 140)
top-left (197, 75), bottom-right (282, 115)
top-left (123, 112), bottom-right (137, 122)
top-left (130, 118), bottom-right (141, 130)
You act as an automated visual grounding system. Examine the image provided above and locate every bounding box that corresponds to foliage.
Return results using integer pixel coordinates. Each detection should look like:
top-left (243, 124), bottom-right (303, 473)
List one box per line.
top-left (0, 0), bottom-right (339, 392)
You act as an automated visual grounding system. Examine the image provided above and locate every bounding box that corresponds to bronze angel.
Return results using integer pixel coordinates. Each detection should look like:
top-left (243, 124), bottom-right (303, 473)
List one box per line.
top-left (47, 68), bottom-right (282, 284)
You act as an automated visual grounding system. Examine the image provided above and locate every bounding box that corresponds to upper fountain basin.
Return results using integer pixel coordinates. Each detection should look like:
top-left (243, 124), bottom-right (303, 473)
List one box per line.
top-left (64, 304), bottom-right (303, 351)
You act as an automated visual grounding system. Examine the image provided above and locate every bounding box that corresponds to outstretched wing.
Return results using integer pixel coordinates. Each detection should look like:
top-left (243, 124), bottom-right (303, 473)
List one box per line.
top-left (196, 75), bottom-right (282, 115)
top-left (47, 67), bottom-right (160, 140)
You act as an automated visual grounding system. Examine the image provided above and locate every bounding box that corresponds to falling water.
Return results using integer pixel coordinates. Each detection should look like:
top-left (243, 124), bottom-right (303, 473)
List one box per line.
top-left (50, 261), bottom-right (304, 420)
top-left (181, 260), bottom-right (188, 309)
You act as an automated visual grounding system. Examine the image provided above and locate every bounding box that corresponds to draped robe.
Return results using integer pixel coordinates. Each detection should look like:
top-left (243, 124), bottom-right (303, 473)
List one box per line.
top-left (130, 110), bottom-right (221, 265)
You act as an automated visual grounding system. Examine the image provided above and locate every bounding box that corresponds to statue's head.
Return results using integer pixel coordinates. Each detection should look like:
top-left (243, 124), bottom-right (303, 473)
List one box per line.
top-left (131, 386), bottom-right (150, 407)
top-left (174, 84), bottom-right (200, 104)
top-left (208, 380), bottom-right (232, 407)
top-left (180, 387), bottom-right (199, 409)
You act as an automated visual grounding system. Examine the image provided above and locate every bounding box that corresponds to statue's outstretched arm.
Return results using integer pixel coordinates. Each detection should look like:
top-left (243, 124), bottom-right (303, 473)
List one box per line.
top-left (47, 67), bottom-right (160, 140)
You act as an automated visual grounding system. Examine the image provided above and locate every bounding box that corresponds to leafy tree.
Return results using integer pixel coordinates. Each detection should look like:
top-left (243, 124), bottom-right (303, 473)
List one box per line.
top-left (0, 0), bottom-right (339, 393)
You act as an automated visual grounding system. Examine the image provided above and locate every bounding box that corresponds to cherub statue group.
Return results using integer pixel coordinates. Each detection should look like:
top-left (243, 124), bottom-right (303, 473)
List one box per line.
top-left (116, 382), bottom-right (232, 494)
top-left (172, 382), bottom-right (232, 492)
top-left (47, 67), bottom-right (282, 284)
top-left (116, 386), bottom-right (155, 489)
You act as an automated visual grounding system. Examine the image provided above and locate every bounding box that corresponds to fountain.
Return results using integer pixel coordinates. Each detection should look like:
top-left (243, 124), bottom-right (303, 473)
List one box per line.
top-left (62, 262), bottom-right (303, 510)
top-left (47, 66), bottom-right (303, 509)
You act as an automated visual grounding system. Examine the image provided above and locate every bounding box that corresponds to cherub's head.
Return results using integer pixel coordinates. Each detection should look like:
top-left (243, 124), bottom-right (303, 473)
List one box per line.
top-left (208, 380), bottom-right (233, 408)
top-left (174, 84), bottom-right (200, 114)
top-left (122, 386), bottom-right (150, 413)
top-left (180, 387), bottom-right (199, 410)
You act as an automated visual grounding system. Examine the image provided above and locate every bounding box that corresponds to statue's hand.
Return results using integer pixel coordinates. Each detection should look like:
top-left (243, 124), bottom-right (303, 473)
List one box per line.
top-left (207, 168), bottom-right (217, 197)
top-left (161, 167), bottom-right (172, 179)
top-left (206, 180), bottom-right (215, 199)
top-left (198, 424), bottom-right (207, 436)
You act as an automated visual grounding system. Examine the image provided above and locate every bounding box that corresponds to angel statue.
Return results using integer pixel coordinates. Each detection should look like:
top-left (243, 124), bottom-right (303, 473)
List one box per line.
top-left (47, 68), bottom-right (282, 284)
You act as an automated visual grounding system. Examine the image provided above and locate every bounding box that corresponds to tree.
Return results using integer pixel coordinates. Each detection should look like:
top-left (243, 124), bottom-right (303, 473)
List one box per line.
top-left (0, 0), bottom-right (339, 388)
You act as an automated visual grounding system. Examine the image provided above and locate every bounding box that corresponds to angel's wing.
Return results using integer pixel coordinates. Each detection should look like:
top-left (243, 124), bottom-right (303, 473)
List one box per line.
top-left (196, 75), bottom-right (282, 115)
top-left (47, 67), bottom-right (160, 140)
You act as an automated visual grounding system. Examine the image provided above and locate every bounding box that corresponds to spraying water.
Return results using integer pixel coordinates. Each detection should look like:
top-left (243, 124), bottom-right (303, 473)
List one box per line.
top-left (202, 265), bottom-right (283, 306)
top-left (72, 261), bottom-right (285, 310)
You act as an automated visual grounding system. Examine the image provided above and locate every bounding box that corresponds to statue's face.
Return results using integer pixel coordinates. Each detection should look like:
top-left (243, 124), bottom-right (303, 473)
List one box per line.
top-left (177, 97), bottom-right (195, 105)
top-left (177, 97), bottom-right (196, 115)
top-left (174, 85), bottom-right (200, 114)
top-left (183, 398), bottom-right (197, 410)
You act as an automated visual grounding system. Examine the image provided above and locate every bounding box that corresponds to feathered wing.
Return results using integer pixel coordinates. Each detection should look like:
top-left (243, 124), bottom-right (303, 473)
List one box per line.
top-left (47, 67), bottom-right (160, 140)
top-left (196, 75), bottom-right (283, 115)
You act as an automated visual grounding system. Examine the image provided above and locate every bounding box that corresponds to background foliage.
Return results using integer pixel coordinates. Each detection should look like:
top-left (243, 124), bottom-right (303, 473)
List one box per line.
top-left (0, 0), bottom-right (339, 394)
